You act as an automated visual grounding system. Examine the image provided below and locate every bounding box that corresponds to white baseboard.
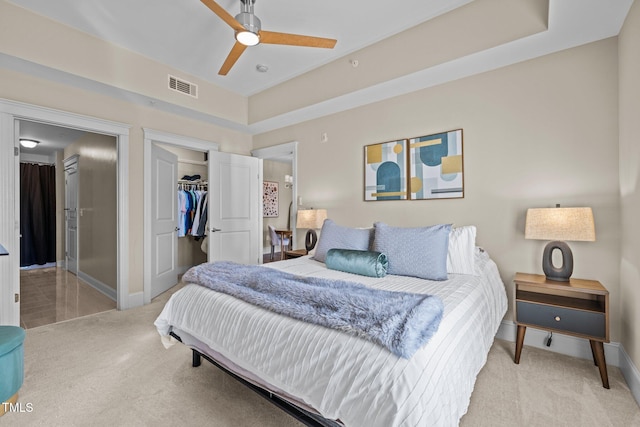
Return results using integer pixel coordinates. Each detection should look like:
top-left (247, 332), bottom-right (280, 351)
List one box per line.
top-left (497, 320), bottom-right (640, 407)
top-left (77, 270), bottom-right (116, 301)
top-left (618, 344), bottom-right (640, 409)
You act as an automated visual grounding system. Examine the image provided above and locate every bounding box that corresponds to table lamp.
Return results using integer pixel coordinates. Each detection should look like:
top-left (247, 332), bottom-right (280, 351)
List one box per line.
top-left (525, 205), bottom-right (595, 281)
top-left (296, 209), bottom-right (328, 251)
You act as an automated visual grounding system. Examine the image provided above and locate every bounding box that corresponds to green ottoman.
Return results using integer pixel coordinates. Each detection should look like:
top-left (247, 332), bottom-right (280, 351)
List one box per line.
top-left (0, 326), bottom-right (25, 417)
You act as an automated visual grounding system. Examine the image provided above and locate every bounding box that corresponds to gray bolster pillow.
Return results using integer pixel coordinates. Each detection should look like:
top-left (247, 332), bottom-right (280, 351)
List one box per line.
top-left (325, 249), bottom-right (388, 278)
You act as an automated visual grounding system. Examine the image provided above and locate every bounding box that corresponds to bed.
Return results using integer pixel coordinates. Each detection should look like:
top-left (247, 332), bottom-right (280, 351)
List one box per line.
top-left (155, 222), bottom-right (508, 427)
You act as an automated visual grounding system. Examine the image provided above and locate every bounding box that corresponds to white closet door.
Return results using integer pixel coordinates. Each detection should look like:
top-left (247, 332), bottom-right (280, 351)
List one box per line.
top-left (208, 151), bottom-right (261, 265)
top-left (151, 144), bottom-right (178, 298)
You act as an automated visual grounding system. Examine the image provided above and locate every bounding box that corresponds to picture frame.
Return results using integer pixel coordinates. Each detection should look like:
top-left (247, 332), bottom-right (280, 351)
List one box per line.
top-left (263, 181), bottom-right (279, 217)
top-left (408, 129), bottom-right (463, 200)
top-left (364, 139), bottom-right (408, 201)
top-left (363, 129), bottom-right (464, 201)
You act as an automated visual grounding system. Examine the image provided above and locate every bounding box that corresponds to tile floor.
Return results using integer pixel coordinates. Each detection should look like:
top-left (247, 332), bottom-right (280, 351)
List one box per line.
top-left (19, 267), bottom-right (116, 329)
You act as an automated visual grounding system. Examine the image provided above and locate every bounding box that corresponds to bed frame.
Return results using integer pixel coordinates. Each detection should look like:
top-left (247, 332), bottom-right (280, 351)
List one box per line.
top-left (169, 331), bottom-right (342, 427)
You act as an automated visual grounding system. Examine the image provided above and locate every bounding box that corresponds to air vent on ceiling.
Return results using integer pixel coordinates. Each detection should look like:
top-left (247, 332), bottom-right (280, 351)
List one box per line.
top-left (168, 75), bottom-right (198, 98)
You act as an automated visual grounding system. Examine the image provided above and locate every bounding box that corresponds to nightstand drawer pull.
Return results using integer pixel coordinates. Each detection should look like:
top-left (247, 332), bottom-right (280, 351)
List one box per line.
top-left (555, 316), bottom-right (561, 322)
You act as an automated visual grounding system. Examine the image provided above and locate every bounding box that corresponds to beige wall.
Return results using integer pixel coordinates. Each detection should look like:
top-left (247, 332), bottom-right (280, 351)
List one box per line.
top-left (619, 0), bottom-right (640, 373)
top-left (253, 39), bottom-right (622, 340)
top-left (64, 134), bottom-right (117, 290)
top-left (262, 160), bottom-right (293, 254)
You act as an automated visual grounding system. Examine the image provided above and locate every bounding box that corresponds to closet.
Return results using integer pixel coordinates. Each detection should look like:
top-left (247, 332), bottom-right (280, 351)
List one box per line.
top-left (156, 143), bottom-right (208, 285)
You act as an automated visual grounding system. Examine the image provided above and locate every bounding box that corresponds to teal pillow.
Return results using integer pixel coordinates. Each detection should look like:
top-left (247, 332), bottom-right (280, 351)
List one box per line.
top-left (325, 249), bottom-right (388, 278)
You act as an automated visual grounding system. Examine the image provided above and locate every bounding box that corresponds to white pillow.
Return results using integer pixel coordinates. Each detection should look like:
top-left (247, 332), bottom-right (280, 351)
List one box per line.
top-left (447, 226), bottom-right (478, 275)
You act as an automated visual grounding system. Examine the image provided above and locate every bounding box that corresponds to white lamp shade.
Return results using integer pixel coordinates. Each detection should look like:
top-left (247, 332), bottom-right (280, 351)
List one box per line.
top-left (296, 209), bottom-right (327, 229)
top-left (525, 207), bottom-right (595, 242)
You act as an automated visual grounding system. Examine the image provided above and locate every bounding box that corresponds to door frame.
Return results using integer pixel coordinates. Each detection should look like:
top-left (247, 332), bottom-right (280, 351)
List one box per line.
top-left (142, 128), bottom-right (219, 305)
top-left (0, 98), bottom-right (130, 325)
top-left (251, 141), bottom-right (299, 249)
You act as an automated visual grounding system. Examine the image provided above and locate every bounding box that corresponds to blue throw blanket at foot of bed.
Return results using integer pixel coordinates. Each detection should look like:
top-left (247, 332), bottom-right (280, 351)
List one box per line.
top-left (183, 261), bottom-right (443, 359)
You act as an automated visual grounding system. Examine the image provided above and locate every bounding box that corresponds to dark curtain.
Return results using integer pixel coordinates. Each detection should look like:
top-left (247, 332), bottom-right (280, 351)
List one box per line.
top-left (20, 163), bottom-right (56, 267)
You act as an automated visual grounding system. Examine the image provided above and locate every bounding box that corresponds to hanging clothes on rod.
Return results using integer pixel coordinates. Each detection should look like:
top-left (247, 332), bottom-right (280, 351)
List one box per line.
top-left (177, 179), bottom-right (208, 238)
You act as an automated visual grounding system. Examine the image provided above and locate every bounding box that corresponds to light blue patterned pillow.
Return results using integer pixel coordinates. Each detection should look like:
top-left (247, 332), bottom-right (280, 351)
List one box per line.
top-left (312, 219), bottom-right (373, 263)
top-left (373, 222), bottom-right (451, 280)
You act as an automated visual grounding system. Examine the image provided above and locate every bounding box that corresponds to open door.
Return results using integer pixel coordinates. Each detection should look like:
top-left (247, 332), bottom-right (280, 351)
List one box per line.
top-left (208, 151), bottom-right (261, 265)
top-left (64, 155), bottom-right (79, 275)
top-left (150, 144), bottom-right (179, 298)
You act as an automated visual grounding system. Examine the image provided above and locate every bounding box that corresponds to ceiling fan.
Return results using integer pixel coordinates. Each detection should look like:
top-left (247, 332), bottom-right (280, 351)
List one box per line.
top-left (201, 0), bottom-right (337, 75)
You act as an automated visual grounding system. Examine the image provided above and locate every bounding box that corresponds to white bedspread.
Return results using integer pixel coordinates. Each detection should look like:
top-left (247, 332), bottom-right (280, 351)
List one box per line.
top-left (155, 249), bottom-right (507, 427)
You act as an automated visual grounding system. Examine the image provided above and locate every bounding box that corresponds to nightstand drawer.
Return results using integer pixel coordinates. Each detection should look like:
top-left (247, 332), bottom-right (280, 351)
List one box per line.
top-left (516, 301), bottom-right (606, 339)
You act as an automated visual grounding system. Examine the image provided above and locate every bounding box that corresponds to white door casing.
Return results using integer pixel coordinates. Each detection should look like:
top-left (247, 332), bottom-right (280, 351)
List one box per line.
top-left (64, 155), bottom-right (79, 275)
top-left (150, 144), bottom-right (178, 299)
top-left (143, 129), bottom-right (261, 304)
top-left (208, 151), bottom-right (261, 265)
top-left (1, 99), bottom-right (130, 325)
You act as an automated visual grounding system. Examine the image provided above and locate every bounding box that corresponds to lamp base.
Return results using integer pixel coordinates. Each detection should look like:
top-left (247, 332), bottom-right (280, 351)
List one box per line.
top-left (305, 229), bottom-right (318, 252)
top-left (542, 241), bottom-right (573, 282)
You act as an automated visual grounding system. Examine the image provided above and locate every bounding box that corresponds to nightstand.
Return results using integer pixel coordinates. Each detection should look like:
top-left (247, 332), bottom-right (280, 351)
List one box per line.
top-left (514, 272), bottom-right (610, 388)
top-left (284, 249), bottom-right (308, 259)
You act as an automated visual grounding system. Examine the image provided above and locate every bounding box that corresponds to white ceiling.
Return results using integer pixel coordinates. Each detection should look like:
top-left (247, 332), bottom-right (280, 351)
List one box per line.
top-left (6, 0), bottom-right (474, 97)
top-left (18, 120), bottom-right (88, 157)
top-left (4, 0), bottom-right (635, 140)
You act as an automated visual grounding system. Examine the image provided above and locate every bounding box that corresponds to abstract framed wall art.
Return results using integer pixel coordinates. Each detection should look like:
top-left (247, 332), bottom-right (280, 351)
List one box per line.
top-left (263, 181), bottom-right (279, 217)
top-left (408, 129), bottom-right (463, 200)
top-left (364, 139), bottom-right (408, 201)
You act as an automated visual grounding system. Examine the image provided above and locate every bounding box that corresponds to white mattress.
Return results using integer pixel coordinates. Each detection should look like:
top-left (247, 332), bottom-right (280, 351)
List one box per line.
top-left (155, 249), bottom-right (507, 427)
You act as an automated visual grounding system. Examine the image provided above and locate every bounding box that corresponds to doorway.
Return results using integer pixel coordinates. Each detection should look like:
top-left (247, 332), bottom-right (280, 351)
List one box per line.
top-left (150, 142), bottom-right (209, 299)
top-left (143, 128), bottom-right (262, 305)
top-left (252, 142), bottom-right (299, 262)
top-left (17, 120), bottom-right (118, 328)
top-left (0, 99), bottom-right (131, 327)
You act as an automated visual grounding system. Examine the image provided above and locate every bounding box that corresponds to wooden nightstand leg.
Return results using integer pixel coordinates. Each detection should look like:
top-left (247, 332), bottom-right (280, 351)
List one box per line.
top-left (589, 340), bottom-right (598, 366)
top-left (590, 340), bottom-right (610, 389)
top-left (515, 325), bottom-right (526, 364)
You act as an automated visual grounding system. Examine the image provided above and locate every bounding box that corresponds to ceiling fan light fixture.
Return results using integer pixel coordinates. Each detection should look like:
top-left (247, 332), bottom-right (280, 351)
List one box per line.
top-left (236, 30), bottom-right (260, 46)
top-left (19, 139), bottom-right (40, 148)
top-left (235, 10), bottom-right (261, 46)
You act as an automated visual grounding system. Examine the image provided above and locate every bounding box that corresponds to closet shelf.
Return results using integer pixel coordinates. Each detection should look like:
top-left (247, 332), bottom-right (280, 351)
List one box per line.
top-left (178, 158), bottom-right (207, 166)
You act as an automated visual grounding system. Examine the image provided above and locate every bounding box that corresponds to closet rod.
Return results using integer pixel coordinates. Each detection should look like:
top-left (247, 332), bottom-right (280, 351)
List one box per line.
top-left (178, 179), bottom-right (208, 184)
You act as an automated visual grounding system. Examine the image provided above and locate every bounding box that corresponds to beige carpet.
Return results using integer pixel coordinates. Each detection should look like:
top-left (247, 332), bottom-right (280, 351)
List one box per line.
top-left (3, 286), bottom-right (639, 427)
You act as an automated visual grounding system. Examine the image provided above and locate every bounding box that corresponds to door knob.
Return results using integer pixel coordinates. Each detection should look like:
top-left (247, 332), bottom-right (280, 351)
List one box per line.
top-left (211, 227), bottom-right (222, 232)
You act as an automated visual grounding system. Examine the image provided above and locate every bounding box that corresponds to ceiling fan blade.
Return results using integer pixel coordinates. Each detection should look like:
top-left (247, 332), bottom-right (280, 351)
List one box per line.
top-left (201, 0), bottom-right (244, 32)
top-left (260, 31), bottom-right (337, 49)
top-left (218, 42), bottom-right (248, 75)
